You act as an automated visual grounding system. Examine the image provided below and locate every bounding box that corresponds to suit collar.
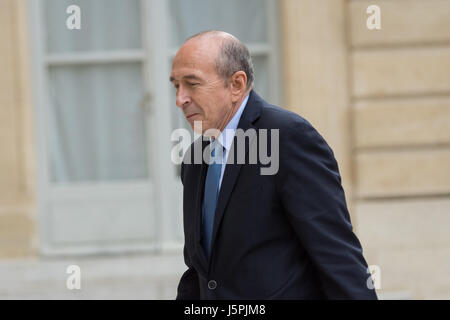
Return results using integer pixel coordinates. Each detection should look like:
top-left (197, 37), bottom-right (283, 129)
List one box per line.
top-left (237, 90), bottom-right (263, 128)
top-left (217, 93), bottom-right (249, 152)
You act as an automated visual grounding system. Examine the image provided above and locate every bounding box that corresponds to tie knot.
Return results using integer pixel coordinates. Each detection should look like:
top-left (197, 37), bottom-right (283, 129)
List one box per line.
top-left (210, 139), bottom-right (221, 154)
top-left (208, 140), bottom-right (224, 165)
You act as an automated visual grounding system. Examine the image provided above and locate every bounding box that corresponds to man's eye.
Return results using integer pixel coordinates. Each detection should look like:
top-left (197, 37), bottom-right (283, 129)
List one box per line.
top-left (187, 82), bottom-right (199, 86)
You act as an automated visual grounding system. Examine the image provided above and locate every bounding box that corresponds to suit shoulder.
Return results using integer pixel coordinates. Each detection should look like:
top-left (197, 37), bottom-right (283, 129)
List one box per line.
top-left (258, 102), bottom-right (315, 133)
top-left (257, 102), bottom-right (333, 155)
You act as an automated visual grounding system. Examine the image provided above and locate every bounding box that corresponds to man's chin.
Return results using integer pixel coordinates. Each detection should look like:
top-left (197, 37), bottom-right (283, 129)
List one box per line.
top-left (189, 120), bottom-right (220, 138)
top-left (189, 120), bottom-right (204, 135)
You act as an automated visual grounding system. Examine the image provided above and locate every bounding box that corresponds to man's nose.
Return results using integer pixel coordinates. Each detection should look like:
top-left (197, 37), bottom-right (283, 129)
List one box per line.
top-left (176, 87), bottom-right (191, 108)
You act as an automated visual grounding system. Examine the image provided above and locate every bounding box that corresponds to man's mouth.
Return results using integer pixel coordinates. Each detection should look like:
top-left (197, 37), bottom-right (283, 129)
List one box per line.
top-left (186, 113), bottom-right (199, 119)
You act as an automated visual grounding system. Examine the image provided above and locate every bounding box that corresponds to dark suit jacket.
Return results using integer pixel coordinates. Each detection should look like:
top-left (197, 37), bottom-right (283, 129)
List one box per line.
top-left (176, 90), bottom-right (377, 300)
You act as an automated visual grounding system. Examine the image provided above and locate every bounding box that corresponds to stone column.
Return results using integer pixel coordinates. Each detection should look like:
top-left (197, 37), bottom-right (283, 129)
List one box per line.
top-left (0, 0), bottom-right (37, 257)
top-left (280, 0), bottom-right (354, 217)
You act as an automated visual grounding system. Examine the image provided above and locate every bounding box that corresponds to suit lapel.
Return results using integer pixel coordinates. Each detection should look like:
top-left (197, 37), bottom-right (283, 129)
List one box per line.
top-left (193, 139), bottom-right (210, 272)
top-left (208, 90), bottom-right (262, 265)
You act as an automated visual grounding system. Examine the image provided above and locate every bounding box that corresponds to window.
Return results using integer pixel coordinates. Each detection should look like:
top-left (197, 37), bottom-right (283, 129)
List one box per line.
top-left (45, 0), bottom-right (148, 183)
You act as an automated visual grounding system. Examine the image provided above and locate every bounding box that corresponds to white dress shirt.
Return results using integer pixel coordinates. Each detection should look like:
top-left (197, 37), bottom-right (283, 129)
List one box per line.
top-left (212, 94), bottom-right (249, 190)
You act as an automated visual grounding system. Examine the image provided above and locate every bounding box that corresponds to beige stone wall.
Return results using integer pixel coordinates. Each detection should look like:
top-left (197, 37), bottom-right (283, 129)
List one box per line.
top-left (0, 0), bottom-right (37, 258)
top-left (350, 0), bottom-right (450, 299)
top-left (282, 0), bottom-right (450, 299)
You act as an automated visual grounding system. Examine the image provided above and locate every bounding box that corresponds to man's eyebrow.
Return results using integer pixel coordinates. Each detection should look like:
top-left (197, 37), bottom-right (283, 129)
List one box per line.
top-left (183, 74), bottom-right (202, 81)
top-left (169, 74), bottom-right (202, 83)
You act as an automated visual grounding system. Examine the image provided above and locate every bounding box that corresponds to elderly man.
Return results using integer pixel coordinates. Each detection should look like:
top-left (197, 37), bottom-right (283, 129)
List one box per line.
top-left (170, 30), bottom-right (377, 300)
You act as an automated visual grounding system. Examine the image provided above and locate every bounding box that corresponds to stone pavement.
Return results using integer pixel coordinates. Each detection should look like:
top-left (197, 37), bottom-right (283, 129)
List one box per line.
top-left (0, 253), bottom-right (186, 299)
top-left (0, 252), bottom-right (410, 300)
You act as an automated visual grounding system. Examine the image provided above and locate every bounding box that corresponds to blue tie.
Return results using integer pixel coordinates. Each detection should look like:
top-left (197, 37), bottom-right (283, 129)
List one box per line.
top-left (202, 142), bottom-right (223, 258)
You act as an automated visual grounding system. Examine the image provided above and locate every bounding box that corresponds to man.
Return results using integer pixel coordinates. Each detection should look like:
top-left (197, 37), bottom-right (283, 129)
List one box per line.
top-left (170, 30), bottom-right (377, 299)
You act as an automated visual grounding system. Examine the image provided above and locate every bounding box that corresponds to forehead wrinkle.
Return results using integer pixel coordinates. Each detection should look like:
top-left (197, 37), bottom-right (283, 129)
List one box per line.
top-left (171, 57), bottom-right (214, 82)
top-left (171, 66), bottom-right (204, 81)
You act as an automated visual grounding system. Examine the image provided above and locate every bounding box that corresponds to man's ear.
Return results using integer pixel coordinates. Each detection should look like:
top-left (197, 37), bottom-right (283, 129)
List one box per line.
top-left (230, 71), bottom-right (247, 102)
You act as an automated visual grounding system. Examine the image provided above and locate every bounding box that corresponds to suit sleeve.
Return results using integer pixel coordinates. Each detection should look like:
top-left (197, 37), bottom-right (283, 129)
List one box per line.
top-left (176, 162), bottom-right (200, 300)
top-left (276, 121), bottom-right (378, 299)
top-left (176, 245), bottom-right (200, 300)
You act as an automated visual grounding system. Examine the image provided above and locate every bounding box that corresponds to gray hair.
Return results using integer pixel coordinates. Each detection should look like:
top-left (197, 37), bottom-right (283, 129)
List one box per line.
top-left (187, 30), bottom-right (254, 90)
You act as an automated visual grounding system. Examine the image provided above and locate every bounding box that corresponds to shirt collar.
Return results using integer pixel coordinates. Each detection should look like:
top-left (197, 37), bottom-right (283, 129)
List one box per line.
top-left (216, 94), bottom-right (249, 151)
